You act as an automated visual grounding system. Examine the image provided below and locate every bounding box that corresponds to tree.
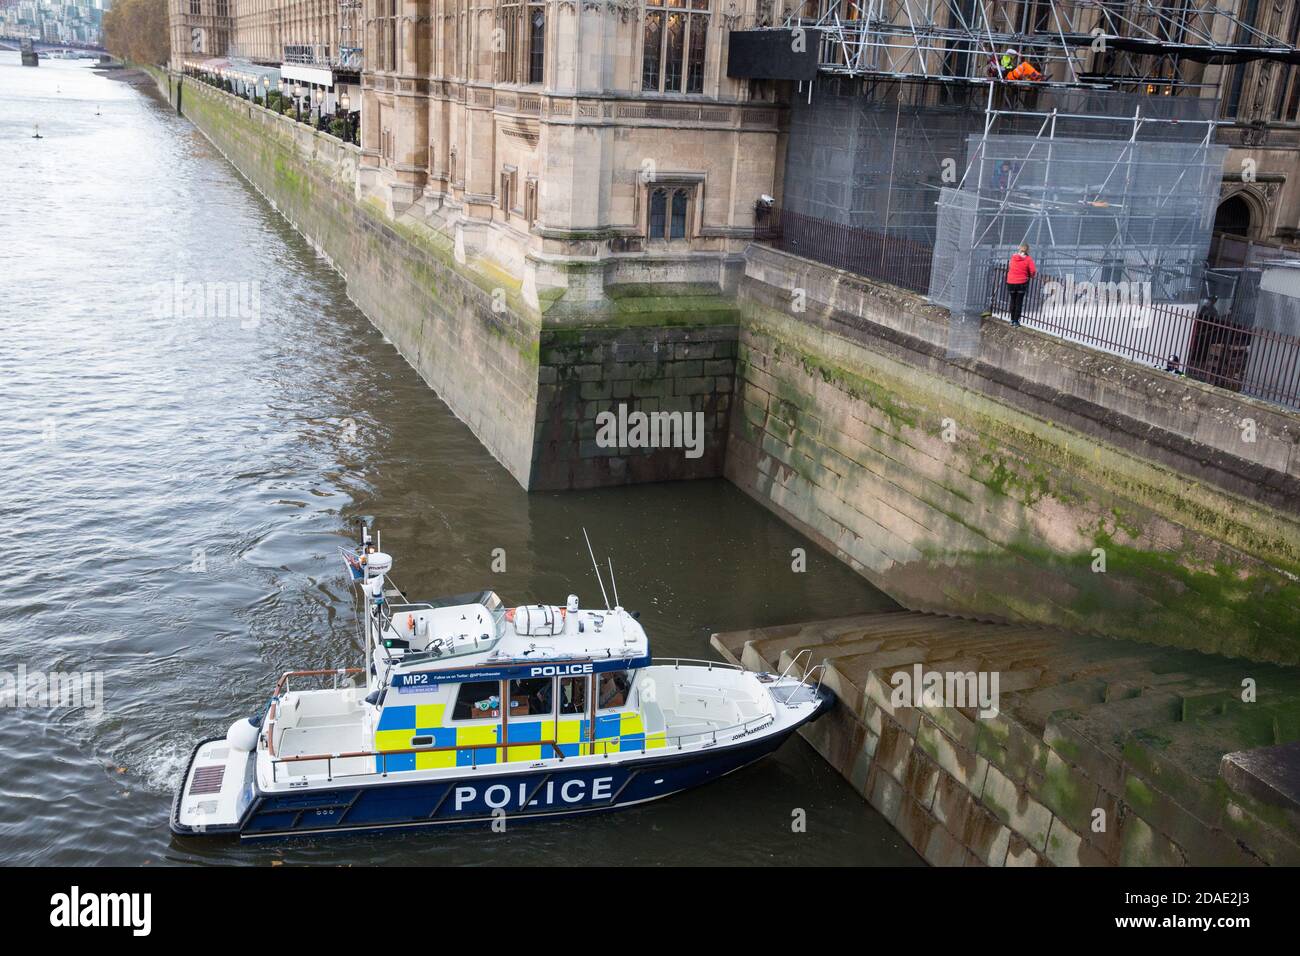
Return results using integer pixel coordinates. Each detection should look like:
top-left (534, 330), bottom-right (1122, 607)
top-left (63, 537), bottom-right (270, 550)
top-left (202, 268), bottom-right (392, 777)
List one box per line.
top-left (103, 0), bottom-right (170, 66)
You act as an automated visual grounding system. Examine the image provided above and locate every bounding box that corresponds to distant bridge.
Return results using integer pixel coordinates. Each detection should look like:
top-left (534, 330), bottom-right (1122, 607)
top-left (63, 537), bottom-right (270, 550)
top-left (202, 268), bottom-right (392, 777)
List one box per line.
top-left (0, 35), bottom-right (106, 55)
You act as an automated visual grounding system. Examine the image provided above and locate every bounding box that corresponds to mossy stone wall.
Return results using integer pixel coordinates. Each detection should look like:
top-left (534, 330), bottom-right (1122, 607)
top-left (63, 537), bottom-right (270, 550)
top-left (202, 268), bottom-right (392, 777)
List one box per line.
top-left (729, 247), bottom-right (1300, 663)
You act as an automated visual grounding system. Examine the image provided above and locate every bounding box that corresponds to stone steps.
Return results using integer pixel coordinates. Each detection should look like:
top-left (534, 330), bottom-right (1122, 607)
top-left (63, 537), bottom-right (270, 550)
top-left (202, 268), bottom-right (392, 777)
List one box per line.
top-left (713, 609), bottom-right (1300, 866)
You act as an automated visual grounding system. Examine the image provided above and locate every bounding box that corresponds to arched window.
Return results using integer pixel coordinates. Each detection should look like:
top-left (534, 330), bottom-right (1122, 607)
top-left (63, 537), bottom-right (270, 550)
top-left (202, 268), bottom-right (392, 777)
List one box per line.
top-left (643, 0), bottom-right (709, 94)
top-left (529, 4), bottom-right (546, 83)
top-left (498, 0), bottom-right (546, 84)
top-left (670, 189), bottom-right (688, 239)
top-left (649, 188), bottom-right (667, 238)
top-left (646, 184), bottom-right (696, 241)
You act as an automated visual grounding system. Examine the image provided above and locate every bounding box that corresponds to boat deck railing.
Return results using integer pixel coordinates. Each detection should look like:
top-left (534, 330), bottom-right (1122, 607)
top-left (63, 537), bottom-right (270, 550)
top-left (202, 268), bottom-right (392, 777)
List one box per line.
top-left (261, 658), bottom-right (819, 784)
top-left (265, 709), bottom-right (780, 785)
top-left (650, 656), bottom-right (743, 670)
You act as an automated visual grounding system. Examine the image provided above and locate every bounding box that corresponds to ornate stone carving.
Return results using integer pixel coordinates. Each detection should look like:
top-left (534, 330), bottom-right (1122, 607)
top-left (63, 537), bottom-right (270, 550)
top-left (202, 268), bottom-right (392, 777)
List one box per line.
top-left (606, 0), bottom-right (637, 22)
top-left (502, 123), bottom-right (540, 148)
top-left (1242, 121), bottom-right (1269, 148)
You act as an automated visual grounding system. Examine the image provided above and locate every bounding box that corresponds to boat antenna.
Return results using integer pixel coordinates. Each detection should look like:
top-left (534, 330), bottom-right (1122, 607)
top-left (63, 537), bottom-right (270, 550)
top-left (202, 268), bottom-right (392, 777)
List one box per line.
top-left (583, 528), bottom-right (610, 609)
top-left (607, 558), bottom-right (620, 608)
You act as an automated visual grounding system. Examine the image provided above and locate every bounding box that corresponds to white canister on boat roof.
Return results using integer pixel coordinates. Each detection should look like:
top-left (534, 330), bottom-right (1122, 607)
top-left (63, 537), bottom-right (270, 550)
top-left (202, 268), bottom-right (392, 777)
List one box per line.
top-left (513, 604), bottom-right (564, 637)
top-left (363, 551), bottom-right (392, 579)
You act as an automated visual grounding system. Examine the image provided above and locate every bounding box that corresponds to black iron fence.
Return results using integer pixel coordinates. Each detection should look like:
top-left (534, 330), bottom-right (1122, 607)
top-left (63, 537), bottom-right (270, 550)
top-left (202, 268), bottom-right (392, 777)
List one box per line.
top-left (765, 209), bottom-right (933, 294)
top-left (985, 264), bottom-right (1300, 409)
top-left (754, 208), bottom-right (1300, 410)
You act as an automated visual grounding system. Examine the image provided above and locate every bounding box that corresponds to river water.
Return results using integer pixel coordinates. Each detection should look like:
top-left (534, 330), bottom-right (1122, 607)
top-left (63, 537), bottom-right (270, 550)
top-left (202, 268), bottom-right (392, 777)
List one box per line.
top-left (0, 54), bottom-right (917, 865)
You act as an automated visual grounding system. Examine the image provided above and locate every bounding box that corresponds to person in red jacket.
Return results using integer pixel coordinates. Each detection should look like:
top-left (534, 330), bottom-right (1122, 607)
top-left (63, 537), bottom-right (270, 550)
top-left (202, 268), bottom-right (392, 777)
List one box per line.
top-left (1005, 243), bottom-right (1036, 326)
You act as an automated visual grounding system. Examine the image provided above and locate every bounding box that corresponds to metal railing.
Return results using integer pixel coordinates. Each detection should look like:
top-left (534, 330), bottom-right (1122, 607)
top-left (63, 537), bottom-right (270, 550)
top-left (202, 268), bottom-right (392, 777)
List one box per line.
top-left (650, 656), bottom-right (743, 671)
top-left (985, 265), bottom-right (1300, 409)
top-left (762, 208), bottom-right (934, 294)
top-left (262, 659), bottom-right (823, 783)
top-left (268, 711), bottom-right (780, 784)
top-left (281, 43), bottom-right (363, 71)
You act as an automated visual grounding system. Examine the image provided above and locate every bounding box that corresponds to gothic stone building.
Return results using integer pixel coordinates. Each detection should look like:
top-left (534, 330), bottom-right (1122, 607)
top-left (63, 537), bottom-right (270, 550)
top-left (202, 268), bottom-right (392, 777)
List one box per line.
top-left (169, 0), bottom-right (1300, 292)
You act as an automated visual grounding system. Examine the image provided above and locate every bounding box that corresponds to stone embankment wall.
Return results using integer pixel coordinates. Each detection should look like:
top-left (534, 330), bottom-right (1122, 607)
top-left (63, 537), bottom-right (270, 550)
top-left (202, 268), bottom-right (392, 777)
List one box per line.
top-left (728, 245), bottom-right (1300, 663)
top-left (153, 71), bottom-right (736, 490)
top-left (154, 70), bottom-right (1300, 662)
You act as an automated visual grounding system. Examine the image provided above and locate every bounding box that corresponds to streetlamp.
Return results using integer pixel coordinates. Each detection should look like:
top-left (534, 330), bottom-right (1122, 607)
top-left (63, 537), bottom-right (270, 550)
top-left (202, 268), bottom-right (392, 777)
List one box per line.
top-left (338, 90), bottom-right (354, 143)
top-left (311, 86), bottom-right (321, 126)
top-left (260, 75), bottom-right (269, 107)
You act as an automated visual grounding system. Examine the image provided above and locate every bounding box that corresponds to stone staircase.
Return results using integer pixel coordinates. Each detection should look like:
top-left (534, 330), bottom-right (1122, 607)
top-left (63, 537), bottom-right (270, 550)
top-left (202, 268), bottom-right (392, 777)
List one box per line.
top-left (712, 610), bottom-right (1300, 866)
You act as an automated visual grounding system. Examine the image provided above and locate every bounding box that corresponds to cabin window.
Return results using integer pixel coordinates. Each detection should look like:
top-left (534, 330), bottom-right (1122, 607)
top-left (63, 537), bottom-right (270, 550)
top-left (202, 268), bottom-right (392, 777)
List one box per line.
top-left (597, 670), bottom-right (632, 710)
top-left (508, 678), bottom-right (553, 716)
top-left (559, 676), bottom-right (587, 715)
top-left (453, 680), bottom-right (502, 719)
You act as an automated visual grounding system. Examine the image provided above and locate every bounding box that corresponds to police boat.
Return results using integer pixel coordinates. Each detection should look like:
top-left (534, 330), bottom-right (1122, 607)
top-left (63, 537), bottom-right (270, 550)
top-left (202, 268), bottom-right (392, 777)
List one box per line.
top-left (171, 524), bottom-right (833, 838)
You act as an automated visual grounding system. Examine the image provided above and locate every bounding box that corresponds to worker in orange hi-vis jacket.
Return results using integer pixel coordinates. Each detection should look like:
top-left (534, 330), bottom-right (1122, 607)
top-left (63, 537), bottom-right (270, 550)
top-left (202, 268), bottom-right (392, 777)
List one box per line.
top-left (1006, 59), bottom-right (1043, 82)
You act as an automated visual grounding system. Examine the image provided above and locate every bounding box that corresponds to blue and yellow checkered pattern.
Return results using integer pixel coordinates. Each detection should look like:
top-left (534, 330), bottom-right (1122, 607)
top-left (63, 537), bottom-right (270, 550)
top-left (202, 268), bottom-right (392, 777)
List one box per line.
top-left (373, 703), bottom-right (666, 771)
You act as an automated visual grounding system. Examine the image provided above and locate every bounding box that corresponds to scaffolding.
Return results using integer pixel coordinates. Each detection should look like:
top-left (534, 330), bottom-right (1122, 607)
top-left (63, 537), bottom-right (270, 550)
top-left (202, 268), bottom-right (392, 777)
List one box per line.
top-left (783, 0), bottom-right (1300, 90)
top-left (929, 113), bottom-right (1227, 318)
top-left (764, 2), bottom-right (1292, 297)
top-left (780, 79), bottom-right (1218, 248)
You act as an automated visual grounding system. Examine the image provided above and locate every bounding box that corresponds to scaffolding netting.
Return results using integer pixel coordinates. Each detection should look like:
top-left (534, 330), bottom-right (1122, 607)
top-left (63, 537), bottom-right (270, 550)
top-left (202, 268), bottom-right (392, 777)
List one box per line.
top-left (931, 133), bottom-right (1226, 316)
top-left (782, 81), bottom-right (1217, 248)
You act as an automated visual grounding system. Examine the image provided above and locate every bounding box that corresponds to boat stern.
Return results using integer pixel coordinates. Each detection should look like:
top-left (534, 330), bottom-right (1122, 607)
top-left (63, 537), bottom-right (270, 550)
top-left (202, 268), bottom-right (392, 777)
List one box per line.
top-left (170, 734), bottom-right (256, 837)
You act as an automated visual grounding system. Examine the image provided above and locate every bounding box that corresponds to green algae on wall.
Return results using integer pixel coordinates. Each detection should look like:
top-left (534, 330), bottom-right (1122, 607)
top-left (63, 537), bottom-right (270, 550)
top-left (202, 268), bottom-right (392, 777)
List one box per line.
top-left (165, 73), bottom-right (740, 492)
top-left (730, 300), bottom-right (1300, 663)
top-left (170, 76), bottom-right (543, 485)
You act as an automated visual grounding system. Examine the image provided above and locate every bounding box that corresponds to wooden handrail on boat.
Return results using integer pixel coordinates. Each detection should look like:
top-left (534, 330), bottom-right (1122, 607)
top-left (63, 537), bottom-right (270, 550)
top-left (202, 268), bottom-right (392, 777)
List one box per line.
top-left (274, 739), bottom-right (567, 764)
top-left (266, 707), bottom-right (782, 783)
top-left (272, 667), bottom-right (365, 696)
top-left (270, 739), bottom-right (571, 783)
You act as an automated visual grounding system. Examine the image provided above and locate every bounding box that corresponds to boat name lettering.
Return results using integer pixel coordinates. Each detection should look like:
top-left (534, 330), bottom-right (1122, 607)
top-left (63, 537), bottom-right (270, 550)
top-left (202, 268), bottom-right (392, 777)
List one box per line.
top-left (529, 663), bottom-right (593, 677)
top-left (451, 776), bottom-right (615, 812)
